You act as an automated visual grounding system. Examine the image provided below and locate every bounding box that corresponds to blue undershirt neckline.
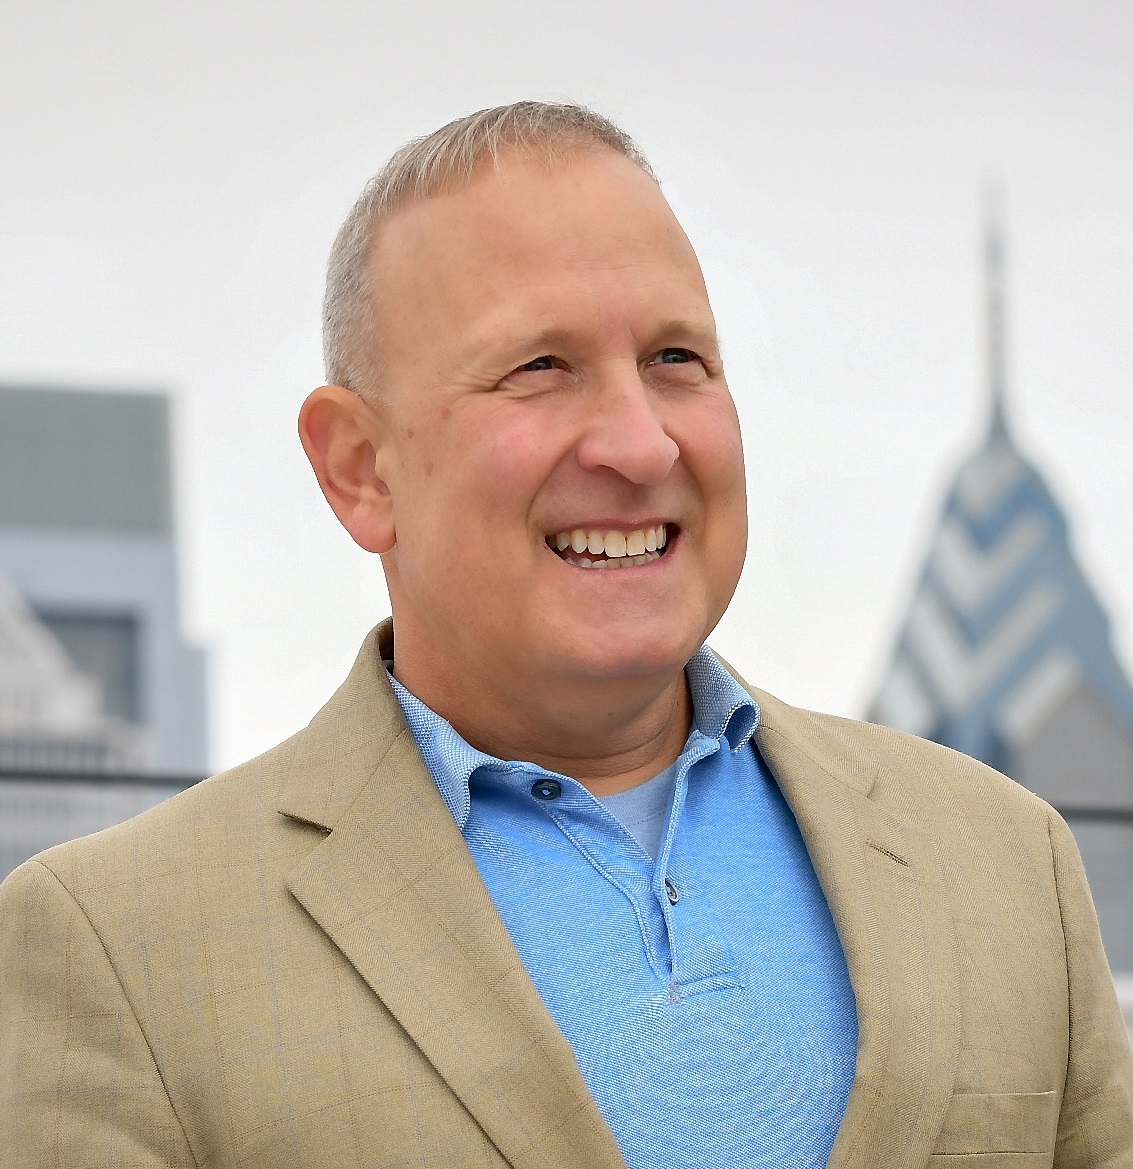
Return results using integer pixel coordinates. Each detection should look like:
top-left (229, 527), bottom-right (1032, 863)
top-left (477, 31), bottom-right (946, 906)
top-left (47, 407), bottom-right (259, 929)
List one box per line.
top-left (598, 759), bottom-right (679, 861)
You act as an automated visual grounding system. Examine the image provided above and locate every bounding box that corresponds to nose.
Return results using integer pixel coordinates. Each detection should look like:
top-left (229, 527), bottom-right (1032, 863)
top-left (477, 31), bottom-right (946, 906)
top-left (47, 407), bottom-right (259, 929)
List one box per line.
top-left (574, 366), bottom-right (680, 486)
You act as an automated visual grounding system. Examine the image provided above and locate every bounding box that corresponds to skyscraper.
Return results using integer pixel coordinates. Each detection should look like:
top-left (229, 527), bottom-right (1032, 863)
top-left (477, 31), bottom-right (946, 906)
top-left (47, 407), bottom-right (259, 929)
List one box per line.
top-left (0, 385), bottom-right (208, 774)
top-left (870, 201), bottom-right (1133, 969)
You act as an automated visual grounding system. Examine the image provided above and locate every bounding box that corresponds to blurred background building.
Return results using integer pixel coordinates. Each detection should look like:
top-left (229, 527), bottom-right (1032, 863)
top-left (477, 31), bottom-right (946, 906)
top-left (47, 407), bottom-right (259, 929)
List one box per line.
top-left (871, 214), bottom-right (1133, 973)
top-left (0, 385), bottom-right (206, 878)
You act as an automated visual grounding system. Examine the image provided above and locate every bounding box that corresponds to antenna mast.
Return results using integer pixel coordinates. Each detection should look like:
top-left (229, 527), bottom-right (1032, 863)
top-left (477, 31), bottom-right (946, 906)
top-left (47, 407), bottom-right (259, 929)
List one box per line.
top-left (983, 183), bottom-right (1009, 437)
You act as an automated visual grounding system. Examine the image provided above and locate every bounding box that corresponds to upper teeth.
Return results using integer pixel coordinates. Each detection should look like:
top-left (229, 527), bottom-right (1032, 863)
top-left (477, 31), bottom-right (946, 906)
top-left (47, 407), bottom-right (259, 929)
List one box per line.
top-left (551, 524), bottom-right (668, 560)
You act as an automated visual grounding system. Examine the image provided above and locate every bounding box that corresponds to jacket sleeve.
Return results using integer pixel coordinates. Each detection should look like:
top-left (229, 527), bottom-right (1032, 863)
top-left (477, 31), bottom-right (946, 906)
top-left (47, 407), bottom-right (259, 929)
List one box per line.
top-left (1049, 810), bottom-right (1133, 1168)
top-left (0, 858), bottom-right (197, 1169)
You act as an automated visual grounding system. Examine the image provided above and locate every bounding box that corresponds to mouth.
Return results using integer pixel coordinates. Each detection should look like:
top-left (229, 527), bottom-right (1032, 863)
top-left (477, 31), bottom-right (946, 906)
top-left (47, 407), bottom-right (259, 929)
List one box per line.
top-left (544, 523), bottom-right (674, 569)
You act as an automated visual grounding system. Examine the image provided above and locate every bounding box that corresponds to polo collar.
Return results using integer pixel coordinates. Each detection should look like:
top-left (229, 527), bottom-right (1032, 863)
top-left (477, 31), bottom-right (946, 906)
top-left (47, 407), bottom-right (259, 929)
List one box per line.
top-left (388, 644), bottom-right (761, 831)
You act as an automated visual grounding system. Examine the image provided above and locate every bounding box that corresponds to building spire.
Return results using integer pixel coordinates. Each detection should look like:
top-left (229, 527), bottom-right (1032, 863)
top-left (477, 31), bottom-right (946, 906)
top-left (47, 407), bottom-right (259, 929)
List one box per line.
top-left (983, 181), bottom-right (1009, 438)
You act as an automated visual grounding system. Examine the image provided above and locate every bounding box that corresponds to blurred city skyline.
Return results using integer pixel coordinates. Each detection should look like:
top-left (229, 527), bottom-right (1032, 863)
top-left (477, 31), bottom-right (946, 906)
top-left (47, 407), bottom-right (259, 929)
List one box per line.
top-left (3, 0), bottom-right (1131, 770)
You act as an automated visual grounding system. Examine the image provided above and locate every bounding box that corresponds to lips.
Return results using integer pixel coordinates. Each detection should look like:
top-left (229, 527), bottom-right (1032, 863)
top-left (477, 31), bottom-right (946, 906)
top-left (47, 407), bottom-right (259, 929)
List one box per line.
top-left (546, 523), bottom-right (671, 568)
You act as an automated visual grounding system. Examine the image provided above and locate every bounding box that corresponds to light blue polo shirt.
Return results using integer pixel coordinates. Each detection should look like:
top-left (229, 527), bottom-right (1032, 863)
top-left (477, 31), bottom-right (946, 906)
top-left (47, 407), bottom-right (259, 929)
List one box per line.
top-left (389, 647), bottom-right (858, 1167)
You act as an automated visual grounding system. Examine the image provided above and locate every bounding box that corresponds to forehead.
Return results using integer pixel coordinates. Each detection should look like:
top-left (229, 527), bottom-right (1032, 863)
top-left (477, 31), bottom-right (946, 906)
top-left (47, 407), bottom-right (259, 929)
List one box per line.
top-left (370, 150), bottom-right (711, 364)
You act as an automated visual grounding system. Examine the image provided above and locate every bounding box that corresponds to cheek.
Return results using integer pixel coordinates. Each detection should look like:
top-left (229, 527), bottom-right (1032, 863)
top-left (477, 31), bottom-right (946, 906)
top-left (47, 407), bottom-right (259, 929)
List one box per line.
top-left (461, 405), bottom-right (567, 505)
top-left (402, 407), bottom-right (559, 534)
top-left (679, 400), bottom-right (747, 496)
top-left (678, 403), bottom-right (749, 582)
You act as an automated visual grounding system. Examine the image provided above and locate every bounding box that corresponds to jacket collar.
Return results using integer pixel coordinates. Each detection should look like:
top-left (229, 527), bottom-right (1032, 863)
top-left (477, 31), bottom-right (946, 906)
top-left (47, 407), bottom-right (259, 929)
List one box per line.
top-left (276, 620), bottom-right (405, 832)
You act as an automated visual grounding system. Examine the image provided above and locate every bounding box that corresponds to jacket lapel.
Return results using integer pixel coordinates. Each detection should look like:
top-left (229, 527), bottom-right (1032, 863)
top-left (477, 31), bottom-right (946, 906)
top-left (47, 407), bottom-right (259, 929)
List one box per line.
top-left (752, 687), bottom-right (962, 1167)
top-left (279, 622), bottom-right (625, 1169)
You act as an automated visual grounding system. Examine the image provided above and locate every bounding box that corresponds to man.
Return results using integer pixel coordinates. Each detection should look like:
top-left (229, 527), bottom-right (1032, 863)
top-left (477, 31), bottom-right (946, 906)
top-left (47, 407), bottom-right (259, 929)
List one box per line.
top-left (1, 102), bottom-right (1131, 1168)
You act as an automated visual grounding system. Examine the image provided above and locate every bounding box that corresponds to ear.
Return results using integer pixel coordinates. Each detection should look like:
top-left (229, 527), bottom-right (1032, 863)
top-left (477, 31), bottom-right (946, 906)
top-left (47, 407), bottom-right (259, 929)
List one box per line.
top-left (298, 385), bottom-right (397, 553)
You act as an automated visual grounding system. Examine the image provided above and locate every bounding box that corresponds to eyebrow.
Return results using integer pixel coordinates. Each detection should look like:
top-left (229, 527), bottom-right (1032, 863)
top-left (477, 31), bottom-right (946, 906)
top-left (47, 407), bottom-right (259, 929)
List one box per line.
top-left (642, 318), bottom-right (721, 348)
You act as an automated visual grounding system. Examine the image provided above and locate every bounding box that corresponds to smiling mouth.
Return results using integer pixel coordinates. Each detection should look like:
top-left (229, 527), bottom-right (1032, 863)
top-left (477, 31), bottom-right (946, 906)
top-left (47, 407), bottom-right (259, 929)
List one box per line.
top-left (545, 523), bottom-right (672, 569)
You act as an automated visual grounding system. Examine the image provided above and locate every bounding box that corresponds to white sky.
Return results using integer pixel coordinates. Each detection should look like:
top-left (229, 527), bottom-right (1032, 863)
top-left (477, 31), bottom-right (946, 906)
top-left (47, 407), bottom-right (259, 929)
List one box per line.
top-left (2, 0), bottom-right (1131, 770)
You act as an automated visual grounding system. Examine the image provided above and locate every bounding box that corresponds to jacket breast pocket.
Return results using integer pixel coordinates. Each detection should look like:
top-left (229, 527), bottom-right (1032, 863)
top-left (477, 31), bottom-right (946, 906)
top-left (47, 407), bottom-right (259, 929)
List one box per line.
top-left (928, 1090), bottom-right (1059, 1161)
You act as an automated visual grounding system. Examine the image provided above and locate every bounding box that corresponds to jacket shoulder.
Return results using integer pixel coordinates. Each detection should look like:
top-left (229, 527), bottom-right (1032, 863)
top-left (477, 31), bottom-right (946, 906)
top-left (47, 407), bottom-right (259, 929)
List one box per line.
top-left (755, 689), bottom-right (1056, 831)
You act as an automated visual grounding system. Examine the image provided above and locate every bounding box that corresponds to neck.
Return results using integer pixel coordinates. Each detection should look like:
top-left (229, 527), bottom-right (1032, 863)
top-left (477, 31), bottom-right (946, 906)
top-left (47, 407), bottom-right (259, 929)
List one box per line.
top-left (392, 641), bottom-right (694, 797)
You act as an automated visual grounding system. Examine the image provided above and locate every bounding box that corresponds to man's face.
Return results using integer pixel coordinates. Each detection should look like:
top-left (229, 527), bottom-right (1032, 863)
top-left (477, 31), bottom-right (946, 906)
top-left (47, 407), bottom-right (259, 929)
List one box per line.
top-left (372, 148), bottom-right (747, 692)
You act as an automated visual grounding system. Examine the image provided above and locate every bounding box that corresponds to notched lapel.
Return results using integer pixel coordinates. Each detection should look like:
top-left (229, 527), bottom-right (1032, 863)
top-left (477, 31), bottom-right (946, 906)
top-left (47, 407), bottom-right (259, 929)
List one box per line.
top-left (282, 623), bottom-right (625, 1169)
top-left (753, 695), bottom-right (962, 1168)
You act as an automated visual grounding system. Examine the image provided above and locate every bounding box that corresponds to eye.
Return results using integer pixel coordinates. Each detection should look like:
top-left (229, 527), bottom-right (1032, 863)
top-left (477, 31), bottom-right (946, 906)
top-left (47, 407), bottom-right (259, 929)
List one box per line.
top-left (654, 348), bottom-right (698, 365)
top-left (517, 355), bottom-right (556, 372)
top-left (499, 353), bottom-right (572, 395)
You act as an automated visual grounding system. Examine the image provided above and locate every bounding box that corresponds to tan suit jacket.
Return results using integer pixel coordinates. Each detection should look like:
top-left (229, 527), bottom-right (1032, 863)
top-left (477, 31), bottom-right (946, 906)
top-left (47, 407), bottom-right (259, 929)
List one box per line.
top-left (2, 621), bottom-right (1132, 1167)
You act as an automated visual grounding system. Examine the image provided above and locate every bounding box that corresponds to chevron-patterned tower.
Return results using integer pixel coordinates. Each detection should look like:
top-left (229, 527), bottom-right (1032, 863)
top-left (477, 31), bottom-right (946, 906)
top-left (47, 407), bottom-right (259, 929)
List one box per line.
top-left (870, 199), bottom-right (1133, 816)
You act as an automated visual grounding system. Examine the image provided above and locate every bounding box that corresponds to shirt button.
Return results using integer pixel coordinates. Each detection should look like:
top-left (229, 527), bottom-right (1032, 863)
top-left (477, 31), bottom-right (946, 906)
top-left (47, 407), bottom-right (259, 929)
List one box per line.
top-left (531, 778), bottom-right (562, 801)
top-left (664, 878), bottom-right (680, 905)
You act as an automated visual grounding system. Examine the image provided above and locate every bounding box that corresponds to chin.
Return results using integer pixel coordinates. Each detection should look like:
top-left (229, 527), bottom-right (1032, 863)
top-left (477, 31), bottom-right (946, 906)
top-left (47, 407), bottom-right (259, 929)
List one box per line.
top-left (550, 621), bottom-right (703, 683)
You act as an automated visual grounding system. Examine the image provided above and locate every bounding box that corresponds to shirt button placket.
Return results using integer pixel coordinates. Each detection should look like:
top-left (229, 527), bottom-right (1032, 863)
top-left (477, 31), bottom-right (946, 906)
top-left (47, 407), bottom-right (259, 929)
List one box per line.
top-left (659, 877), bottom-right (682, 987)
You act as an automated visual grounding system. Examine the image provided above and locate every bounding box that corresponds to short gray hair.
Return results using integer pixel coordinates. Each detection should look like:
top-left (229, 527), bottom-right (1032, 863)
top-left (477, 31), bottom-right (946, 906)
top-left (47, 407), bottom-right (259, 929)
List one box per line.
top-left (321, 101), bottom-right (657, 397)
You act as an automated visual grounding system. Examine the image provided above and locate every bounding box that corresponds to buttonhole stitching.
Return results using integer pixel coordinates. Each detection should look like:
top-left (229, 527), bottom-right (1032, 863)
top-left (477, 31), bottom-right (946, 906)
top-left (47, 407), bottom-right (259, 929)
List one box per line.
top-left (867, 841), bottom-right (910, 868)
